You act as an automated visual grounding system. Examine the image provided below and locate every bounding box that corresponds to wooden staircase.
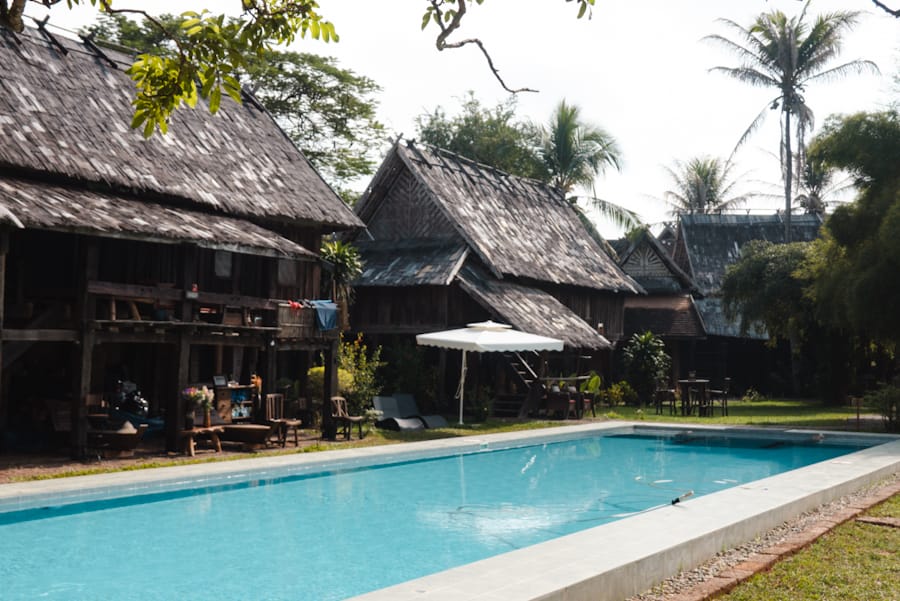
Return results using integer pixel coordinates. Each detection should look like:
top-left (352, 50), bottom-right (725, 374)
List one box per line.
top-left (492, 352), bottom-right (542, 417)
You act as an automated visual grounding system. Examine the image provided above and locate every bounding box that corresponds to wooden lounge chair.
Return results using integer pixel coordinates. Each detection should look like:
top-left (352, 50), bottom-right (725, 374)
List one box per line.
top-left (330, 396), bottom-right (365, 440)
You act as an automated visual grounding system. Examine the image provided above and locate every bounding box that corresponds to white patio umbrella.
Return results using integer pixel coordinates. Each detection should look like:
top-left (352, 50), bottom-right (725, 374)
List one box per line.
top-left (416, 321), bottom-right (564, 424)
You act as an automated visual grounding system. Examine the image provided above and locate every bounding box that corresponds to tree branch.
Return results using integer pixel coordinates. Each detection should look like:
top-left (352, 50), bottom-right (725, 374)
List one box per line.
top-left (871, 0), bottom-right (900, 17)
top-left (428, 0), bottom-right (536, 94)
top-left (0, 0), bottom-right (28, 32)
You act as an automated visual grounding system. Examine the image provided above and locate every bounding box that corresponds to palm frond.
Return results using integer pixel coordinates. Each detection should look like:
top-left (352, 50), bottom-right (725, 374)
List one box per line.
top-left (571, 195), bottom-right (641, 230)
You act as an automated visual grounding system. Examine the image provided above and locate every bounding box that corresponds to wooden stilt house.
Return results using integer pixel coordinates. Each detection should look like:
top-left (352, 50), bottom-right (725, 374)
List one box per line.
top-left (670, 213), bottom-right (823, 392)
top-left (612, 228), bottom-right (705, 381)
top-left (352, 140), bottom-right (641, 414)
top-left (0, 27), bottom-right (361, 455)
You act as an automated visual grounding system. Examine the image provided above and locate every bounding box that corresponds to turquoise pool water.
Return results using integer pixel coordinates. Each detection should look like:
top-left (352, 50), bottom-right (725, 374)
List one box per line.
top-left (0, 431), bottom-right (870, 600)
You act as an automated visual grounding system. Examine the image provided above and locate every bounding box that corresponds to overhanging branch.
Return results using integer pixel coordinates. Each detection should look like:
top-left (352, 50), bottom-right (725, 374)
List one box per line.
top-left (428, 0), bottom-right (536, 94)
top-left (871, 0), bottom-right (900, 17)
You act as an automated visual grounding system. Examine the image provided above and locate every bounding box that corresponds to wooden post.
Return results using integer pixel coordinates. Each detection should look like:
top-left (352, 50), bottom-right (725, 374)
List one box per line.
top-left (167, 332), bottom-right (190, 451)
top-left (0, 229), bottom-right (8, 433)
top-left (73, 238), bottom-right (99, 458)
top-left (321, 340), bottom-right (338, 440)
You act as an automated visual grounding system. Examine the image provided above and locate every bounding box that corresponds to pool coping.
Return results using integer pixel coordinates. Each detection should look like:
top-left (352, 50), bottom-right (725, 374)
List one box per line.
top-left (1, 422), bottom-right (898, 601)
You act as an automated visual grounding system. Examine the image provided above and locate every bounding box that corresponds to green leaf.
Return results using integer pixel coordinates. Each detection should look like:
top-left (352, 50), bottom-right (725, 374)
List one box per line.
top-left (209, 86), bottom-right (222, 114)
top-left (142, 118), bottom-right (155, 138)
top-left (578, 2), bottom-right (587, 19)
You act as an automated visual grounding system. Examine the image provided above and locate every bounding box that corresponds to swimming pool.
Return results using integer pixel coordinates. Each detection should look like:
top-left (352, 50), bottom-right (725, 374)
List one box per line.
top-left (1, 423), bottom-right (897, 601)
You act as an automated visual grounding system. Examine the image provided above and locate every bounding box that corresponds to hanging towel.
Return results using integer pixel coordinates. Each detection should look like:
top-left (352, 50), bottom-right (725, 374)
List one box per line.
top-left (308, 300), bottom-right (338, 331)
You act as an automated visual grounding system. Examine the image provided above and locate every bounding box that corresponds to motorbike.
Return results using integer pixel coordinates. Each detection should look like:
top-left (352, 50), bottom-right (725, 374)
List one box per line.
top-left (110, 380), bottom-right (150, 417)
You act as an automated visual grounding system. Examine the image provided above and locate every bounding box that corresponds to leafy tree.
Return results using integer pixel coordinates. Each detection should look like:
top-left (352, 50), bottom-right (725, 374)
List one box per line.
top-left (537, 100), bottom-right (639, 230)
top-left (722, 241), bottom-right (812, 341)
top-left (663, 156), bottom-right (751, 215)
top-left (804, 110), bottom-right (900, 346)
top-left (89, 13), bottom-right (384, 188)
top-left (707, 1), bottom-right (876, 241)
top-left (721, 240), bottom-right (855, 402)
top-left (622, 331), bottom-right (671, 407)
top-left (0, 0), bottom-right (594, 136)
top-left (416, 93), bottom-right (547, 180)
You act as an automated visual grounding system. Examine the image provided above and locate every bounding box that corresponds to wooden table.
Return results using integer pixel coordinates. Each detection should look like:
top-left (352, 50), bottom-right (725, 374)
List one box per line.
top-left (181, 426), bottom-right (224, 456)
top-left (677, 379), bottom-right (710, 416)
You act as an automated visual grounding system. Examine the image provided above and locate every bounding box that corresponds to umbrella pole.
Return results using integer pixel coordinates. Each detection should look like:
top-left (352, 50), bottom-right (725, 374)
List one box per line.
top-left (458, 349), bottom-right (467, 425)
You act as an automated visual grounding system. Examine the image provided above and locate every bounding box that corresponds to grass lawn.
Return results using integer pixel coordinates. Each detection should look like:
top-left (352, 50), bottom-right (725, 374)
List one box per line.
top-left (603, 399), bottom-right (877, 431)
top-left (718, 493), bottom-right (900, 601)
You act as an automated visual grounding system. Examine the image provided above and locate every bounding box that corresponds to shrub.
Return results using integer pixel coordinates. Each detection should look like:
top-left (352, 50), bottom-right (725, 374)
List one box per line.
top-left (306, 366), bottom-right (353, 401)
top-left (863, 384), bottom-right (900, 433)
top-left (339, 333), bottom-right (385, 413)
top-left (741, 387), bottom-right (766, 403)
top-left (605, 381), bottom-right (638, 406)
top-left (622, 332), bottom-right (671, 406)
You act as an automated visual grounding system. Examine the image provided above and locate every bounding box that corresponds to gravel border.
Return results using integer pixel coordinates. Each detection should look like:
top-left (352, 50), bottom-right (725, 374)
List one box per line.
top-left (627, 472), bottom-right (900, 601)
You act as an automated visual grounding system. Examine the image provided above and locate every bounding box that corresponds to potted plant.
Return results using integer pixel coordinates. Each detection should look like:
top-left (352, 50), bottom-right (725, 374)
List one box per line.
top-left (183, 386), bottom-right (215, 428)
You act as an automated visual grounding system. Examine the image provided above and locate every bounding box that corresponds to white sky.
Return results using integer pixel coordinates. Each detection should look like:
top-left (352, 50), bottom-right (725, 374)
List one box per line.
top-left (36, 0), bottom-right (900, 237)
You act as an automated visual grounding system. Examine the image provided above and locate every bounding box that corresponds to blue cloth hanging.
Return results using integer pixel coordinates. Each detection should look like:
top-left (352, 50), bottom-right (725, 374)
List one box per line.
top-left (308, 300), bottom-right (338, 331)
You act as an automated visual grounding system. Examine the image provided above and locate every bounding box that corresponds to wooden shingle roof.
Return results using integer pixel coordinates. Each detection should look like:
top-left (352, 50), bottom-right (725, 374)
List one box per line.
top-left (676, 214), bottom-right (822, 296)
top-left (624, 295), bottom-right (705, 340)
top-left (357, 141), bottom-right (640, 294)
top-left (457, 265), bottom-right (612, 350)
top-left (354, 239), bottom-right (468, 287)
top-left (0, 28), bottom-right (361, 230)
top-left (0, 176), bottom-right (316, 258)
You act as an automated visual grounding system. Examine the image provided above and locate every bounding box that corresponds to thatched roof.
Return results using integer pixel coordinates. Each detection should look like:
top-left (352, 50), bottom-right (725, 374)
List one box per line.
top-left (624, 295), bottom-right (705, 340)
top-left (675, 213), bottom-right (822, 296)
top-left (356, 141), bottom-right (640, 294)
top-left (457, 265), bottom-right (611, 350)
top-left (0, 27), bottom-right (361, 231)
top-left (354, 239), bottom-right (468, 287)
top-left (0, 176), bottom-right (316, 258)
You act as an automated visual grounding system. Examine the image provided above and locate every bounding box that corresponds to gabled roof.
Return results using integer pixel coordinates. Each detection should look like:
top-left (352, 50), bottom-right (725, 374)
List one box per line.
top-left (456, 265), bottom-right (611, 350)
top-left (356, 141), bottom-right (640, 294)
top-left (675, 213), bottom-right (822, 296)
top-left (616, 228), bottom-right (695, 294)
top-left (0, 28), bottom-right (361, 231)
top-left (354, 239), bottom-right (468, 287)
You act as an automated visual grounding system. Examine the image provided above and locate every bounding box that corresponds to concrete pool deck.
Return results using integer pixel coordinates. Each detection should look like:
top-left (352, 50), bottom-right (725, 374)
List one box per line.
top-left (1, 422), bottom-right (898, 601)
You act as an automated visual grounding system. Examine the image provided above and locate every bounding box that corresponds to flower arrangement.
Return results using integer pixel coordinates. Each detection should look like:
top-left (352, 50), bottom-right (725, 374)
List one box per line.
top-left (182, 386), bottom-right (214, 411)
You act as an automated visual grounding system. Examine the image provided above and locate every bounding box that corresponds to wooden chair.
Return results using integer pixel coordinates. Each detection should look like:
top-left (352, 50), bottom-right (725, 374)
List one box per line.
top-left (265, 393), bottom-right (303, 447)
top-left (330, 396), bottom-right (365, 440)
top-left (545, 386), bottom-right (576, 419)
top-left (709, 378), bottom-right (731, 417)
top-left (654, 380), bottom-right (677, 415)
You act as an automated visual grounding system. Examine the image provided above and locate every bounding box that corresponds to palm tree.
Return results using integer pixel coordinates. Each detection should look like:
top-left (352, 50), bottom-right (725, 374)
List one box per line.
top-left (794, 152), bottom-right (850, 217)
top-left (706, 1), bottom-right (876, 240)
top-left (663, 156), bottom-right (752, 216)
top-left (537, 100), bottom-right (640, 230)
